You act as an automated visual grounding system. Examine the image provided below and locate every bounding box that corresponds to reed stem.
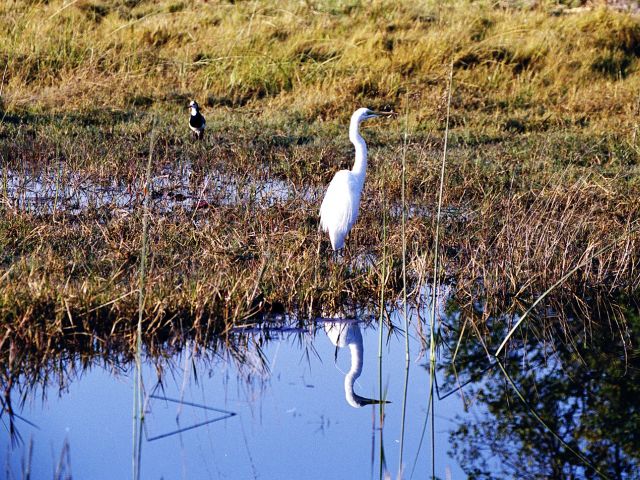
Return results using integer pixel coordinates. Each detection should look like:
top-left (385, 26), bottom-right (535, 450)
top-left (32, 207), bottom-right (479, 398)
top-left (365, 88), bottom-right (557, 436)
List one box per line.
top-left (428, 64), bottom-right (453, 480)
top-left (133, 121), bottom-right (156, 480)
top-left (378, 174), bottom-right (387, 480)
top-left (398, 94), bottom-right (411, 475)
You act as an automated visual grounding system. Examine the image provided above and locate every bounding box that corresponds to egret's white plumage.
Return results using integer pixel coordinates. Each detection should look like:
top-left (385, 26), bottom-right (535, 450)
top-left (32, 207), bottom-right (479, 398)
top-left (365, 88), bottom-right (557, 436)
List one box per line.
top-left (319, 108), bottom-right (387, 250)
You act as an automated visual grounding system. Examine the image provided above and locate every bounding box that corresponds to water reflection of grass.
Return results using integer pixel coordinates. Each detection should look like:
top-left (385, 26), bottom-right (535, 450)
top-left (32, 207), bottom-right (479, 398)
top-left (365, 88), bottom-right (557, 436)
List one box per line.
top-left (443, 304), bottom-right (640, 479)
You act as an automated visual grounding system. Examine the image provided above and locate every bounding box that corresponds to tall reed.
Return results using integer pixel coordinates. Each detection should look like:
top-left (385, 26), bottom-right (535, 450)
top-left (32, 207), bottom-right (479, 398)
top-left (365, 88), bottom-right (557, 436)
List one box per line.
top-left (377, 175), bottom-right (387, 480)
top-left (428, 65), bottom-right (454, 479)
top-left (133, 123), bottom-right (156, 480)
top-left (398, 94), bottom-right (411, 475)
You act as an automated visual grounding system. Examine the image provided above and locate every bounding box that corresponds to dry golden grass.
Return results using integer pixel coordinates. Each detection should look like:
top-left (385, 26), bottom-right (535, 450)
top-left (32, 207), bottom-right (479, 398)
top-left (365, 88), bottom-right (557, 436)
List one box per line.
top-left (0, 1), bottom-right (638, 132)
top-left (0, 0), bottom-right (639, 358)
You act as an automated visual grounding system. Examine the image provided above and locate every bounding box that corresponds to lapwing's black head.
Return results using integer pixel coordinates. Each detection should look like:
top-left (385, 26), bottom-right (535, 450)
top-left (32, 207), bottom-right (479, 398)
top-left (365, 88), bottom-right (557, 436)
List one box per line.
top-left (189, 100), bottom-right (200, 114)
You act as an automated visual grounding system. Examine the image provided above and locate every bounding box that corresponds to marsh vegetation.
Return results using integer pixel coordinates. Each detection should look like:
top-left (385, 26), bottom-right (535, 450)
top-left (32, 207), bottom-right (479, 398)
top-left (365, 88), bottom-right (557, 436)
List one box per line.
top-left (1, 0), bottom-right (640, 478)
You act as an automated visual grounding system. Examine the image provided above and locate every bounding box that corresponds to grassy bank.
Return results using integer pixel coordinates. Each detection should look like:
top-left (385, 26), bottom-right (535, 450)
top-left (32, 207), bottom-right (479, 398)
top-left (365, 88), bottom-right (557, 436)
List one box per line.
top-left (2, 1), bottom-right (640, 129)
top-left (1, 0), bottom-right (640, 355)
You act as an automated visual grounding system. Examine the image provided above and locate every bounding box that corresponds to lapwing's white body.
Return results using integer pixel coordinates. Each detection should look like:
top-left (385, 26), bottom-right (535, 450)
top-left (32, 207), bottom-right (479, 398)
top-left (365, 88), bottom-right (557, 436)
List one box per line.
top-left (188, 101), bottom-right (206, 139)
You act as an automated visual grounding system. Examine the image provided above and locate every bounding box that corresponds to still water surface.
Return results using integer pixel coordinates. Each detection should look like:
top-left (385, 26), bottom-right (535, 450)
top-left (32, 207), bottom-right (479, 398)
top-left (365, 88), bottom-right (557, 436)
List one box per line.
top-left (3, 318), bottom-right (469, 479)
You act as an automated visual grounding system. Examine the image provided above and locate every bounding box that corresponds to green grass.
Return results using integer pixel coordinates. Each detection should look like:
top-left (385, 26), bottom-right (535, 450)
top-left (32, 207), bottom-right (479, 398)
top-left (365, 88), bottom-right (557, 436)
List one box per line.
top-left (1, 1), bottom-right (639, 130)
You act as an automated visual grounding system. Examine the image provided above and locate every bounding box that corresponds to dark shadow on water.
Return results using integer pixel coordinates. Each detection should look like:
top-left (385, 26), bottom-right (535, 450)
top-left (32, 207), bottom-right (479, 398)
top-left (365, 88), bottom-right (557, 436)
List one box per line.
top-left (144, 394), bottom-right (236, 442)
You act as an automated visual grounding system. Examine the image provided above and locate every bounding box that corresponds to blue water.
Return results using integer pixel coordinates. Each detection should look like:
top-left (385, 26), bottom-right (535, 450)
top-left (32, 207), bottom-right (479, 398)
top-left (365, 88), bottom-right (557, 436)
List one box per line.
top-left (2, 320), bottom-right (468, 480)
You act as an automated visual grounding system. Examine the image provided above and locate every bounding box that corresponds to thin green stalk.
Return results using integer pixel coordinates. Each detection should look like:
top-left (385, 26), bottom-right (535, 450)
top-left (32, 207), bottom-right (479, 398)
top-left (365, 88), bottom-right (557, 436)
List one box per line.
top-left (410, 384), bottom-right (434, 479)
top-left (133, 121), bottom-right (156, 480)
top-left (2, 168), bottom-right (7, 208)
top-left (428, 64), bottom-right (453, 480)
top-left (398, 95), bottom-right (411, 475)
top-left (378, 175), bottom-right (387, 480)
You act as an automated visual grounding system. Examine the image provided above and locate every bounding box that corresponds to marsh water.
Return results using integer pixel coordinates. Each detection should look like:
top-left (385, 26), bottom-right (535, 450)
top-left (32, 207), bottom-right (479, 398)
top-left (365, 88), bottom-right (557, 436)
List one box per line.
top-left (3, 295), bottom-right (640, 480)
top-left (3, 167), bottom-right (467, 221)
top-left (4, 322), bottom-right (464, 479)
top-left (3, 165), bottom-right (309, 214)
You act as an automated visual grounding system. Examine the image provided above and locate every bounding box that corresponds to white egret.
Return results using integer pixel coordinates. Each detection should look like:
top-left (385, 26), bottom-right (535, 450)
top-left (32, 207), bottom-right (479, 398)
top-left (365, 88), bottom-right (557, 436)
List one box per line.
top-left (188, 100), bottom-right (206, 140)
top-left (319, 108), bottom-right (392, 250)
top-left (324, 321), bottom-right (389, 408)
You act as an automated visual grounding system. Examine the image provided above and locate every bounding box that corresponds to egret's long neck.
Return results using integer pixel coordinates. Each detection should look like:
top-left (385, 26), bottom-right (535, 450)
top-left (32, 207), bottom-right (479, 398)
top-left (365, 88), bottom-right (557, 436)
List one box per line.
top-left (349, 121), bottom-right (367, 184)
top-left (344, 339), bottom-right (364, 408)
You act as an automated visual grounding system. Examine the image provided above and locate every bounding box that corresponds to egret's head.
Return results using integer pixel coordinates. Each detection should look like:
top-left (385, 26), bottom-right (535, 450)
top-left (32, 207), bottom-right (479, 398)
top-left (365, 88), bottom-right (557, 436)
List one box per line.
top-left (189, 100), bottom-right (200, 114)
top-left (351, 107), bottom-right (394, 124)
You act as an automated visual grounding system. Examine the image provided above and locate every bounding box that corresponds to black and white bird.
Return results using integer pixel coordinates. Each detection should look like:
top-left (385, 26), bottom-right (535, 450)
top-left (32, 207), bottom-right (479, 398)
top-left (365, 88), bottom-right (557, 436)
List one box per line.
top-left (188, 100), bottom-right (206, 140)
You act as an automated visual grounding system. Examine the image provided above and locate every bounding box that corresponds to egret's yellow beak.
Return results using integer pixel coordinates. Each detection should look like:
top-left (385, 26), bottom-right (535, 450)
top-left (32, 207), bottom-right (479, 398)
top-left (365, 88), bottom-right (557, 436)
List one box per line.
top-left (371, 111), bottom-right (396, 118)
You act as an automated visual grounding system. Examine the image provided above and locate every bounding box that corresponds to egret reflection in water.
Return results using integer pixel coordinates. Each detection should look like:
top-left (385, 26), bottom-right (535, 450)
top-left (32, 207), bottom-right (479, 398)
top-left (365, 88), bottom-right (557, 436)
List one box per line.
top-left (324, 320), bottom-right (388, 408)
